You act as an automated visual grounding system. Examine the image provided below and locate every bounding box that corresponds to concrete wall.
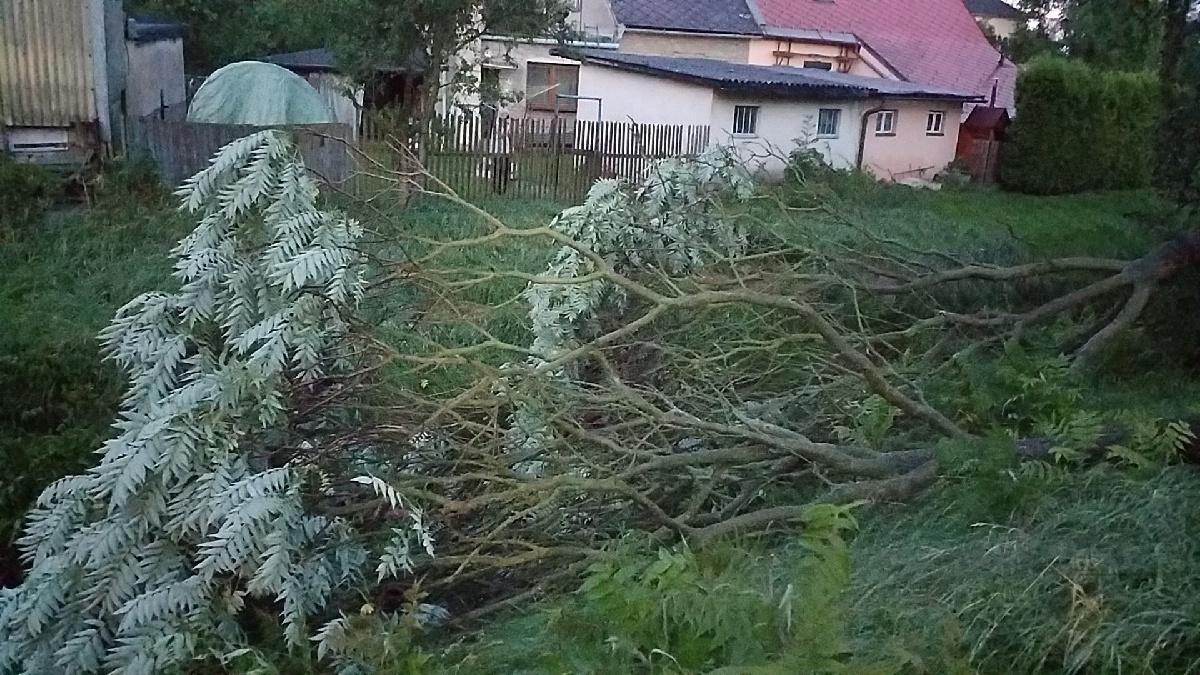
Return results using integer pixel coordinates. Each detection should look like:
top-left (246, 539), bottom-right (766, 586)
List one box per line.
top-left (618, 30), bottom-right (751, 62)
top-left (576, 64), bottom-right (714, 125)
top-left (860, 99), bottom-right (964, 180)
top-left (125, 38), bottom-right (186, 119)
top-left (710, 94), bottom-right (867, 175)
top-left (746, 39), bottom-right (886, 78)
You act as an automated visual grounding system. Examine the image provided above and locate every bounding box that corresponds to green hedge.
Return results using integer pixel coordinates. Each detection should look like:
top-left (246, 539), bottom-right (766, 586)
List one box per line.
top-left (1001, 57), bottom-right (1159, 195)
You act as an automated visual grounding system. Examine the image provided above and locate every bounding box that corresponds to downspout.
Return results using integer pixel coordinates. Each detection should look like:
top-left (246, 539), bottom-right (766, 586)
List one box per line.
top-left (855, 100), bottom-right (886, 170)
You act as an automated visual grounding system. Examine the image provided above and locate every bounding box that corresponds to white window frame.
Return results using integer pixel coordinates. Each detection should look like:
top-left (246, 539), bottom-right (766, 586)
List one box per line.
top-left (816, 108), bottom-right (841, 139)
top-left (732, 105), bottom-right (760, 137)
top-left (874, 110), bottom-right (897, 136)
top-left (926, 110), bottom-right (946, 136)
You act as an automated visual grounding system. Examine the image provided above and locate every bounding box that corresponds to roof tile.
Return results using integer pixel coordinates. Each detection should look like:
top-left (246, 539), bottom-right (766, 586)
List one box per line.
top-left (610, 0), bottom-right (761, 35)
top-left (753, 0), bottom-right (1017, 109)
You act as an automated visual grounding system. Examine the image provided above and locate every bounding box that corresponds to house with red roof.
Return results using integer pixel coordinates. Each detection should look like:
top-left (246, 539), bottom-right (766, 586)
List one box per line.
top-left (477, 0), bottom-right (1014, 180)
top-left (608, 0), bottom-right (1016, 111)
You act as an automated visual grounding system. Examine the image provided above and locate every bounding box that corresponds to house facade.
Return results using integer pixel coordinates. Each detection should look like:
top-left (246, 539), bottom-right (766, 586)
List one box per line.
top-left (479, 0), bottom-right (619, 120)
top-left (574, 50), bottom-right (977, 180)
top-left (479, 0), bottom-right (1015, 118)
top-left (964, 0), bottom-right (1027, 41)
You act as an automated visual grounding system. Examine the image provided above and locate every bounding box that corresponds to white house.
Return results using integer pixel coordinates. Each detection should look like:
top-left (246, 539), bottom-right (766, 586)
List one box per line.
top-left (571, 50), bottom-right (981, 180)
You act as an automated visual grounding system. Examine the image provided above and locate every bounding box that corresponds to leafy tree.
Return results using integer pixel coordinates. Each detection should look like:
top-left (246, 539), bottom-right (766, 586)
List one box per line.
top-left (0, 132), bottom-right (429, 673)
top-left (1063, 0), bottom-right (1164, 70)
top-left (128, 0), bottom-right (330, 72)
top-left (1155, 1), bottom-right (1200, 208)
top-left (326, 0), bottom-right (572, 124)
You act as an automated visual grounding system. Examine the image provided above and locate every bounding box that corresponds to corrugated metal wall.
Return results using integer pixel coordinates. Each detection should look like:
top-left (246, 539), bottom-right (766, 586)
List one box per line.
top-left (0, 0), bottom-right (98, 127)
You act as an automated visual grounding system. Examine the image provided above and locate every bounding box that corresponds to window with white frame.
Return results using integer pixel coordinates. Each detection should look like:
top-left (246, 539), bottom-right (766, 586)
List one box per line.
top-left (732, 105), bottom-right (759, 136)
top-left (817, 108), bottom-right (841, 138)
top-left (875, 109), bottom-right (897, 135)
top-left (926, 110), bottom-right (946, 135)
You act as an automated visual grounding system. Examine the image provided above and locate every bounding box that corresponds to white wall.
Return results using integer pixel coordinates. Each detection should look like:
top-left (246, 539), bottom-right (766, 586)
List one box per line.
top-left (710, 94), bottom-right (867, 175)
top-left (480, 40), bottom-right (585, 119)
top-left (576, 64), bottom-right (715, 125)
top-left (125, 38), bottom-right (186, 118)
top-left (860, 99), bottom-right (964, 180)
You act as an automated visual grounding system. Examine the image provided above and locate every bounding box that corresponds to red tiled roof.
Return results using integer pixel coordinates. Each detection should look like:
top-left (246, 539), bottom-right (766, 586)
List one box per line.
top-left (752, 0), bottom-right (1017, 110)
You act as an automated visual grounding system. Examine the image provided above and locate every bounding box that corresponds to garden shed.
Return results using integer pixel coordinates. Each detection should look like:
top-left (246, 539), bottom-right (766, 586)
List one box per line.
top-left (955, 105), bottom-right (1010, 182)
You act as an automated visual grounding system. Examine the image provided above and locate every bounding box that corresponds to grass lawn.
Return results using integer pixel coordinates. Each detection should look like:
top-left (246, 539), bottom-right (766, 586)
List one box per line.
top-left (3, 175), bottom-right (1196, 672)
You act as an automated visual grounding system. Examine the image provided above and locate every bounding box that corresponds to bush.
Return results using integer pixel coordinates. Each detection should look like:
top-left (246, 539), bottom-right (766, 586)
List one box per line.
top-left (0, 156), bottom-right (60, 233)
top-left (1000, 57), bottom-right (1159, 195)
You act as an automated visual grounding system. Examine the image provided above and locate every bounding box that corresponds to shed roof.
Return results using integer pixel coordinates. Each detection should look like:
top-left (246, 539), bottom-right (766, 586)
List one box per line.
top-left (261, 48), bottom-right (419, 75)
top-left (962, 105), bottom-right (1010, 130)
top-left (126, 14), bottom-right (185, 43)
top-left (964, 0), bottom-right (1026, 20)
top-left (573, 49), bottom-right (982, 101)
top-left (610, 0), bottom-right (761, 36)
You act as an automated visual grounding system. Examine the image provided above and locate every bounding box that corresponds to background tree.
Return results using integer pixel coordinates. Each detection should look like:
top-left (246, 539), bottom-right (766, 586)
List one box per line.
top-left (326, 0), bottom-right (572, 127)
top-left (1155, 0), bottom-right (1200, 209)
top-left (1063, 0), bottom-right (1164, 70)
top-left (128, 0), bottom-right (329, 72)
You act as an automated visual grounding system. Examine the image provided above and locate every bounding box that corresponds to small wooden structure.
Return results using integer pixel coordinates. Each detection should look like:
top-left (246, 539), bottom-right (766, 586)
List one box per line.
top-left (128, 107), bottom-right (353, 187)
top-left (955, 106), bottom-right (1010, 183)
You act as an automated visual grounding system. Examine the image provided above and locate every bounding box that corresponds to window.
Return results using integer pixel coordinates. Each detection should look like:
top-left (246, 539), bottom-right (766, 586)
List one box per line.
top-left (526, 62), bottom-right (579, 112)
top-left (817, 108), bottom-right (841, 138)
top-left (802, 60), bottom-right (833, 71)
top-left (732, 105), bottom-right (759, 136)
top-left (926, 110), bottom-right (945, 135)
top-left (874, 109), bottom-right (897, 136)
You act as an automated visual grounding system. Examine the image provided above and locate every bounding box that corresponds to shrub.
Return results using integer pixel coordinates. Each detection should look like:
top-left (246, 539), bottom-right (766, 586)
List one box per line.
top-left (0, 156), bottom-right (60, 233)
top-left (444, 505), bottom-right (886, 674)
top-left (1000, 57), bottom-right (1159, 195)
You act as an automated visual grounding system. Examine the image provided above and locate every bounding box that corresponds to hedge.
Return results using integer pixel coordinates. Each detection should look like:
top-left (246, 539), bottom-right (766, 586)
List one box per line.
top-left (1000, 57), bottom-right (1159, 195)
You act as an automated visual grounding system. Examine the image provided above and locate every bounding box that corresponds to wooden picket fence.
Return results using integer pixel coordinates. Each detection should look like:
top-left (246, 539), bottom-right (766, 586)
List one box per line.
top-left (128, 110), bottom-right (354, 188)
top-left (361, 114), bottom-right (712, 202)
top-left (129, 109), bottom-right (712, 202)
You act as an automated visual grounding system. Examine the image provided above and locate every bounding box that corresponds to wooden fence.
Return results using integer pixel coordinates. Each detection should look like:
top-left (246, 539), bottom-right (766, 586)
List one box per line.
top-left (130, 111), bottom-right (711, 202)
top-left (128, 114), bottom-right (354, 187)
top-left (361, 115), bottom-right (712, 202)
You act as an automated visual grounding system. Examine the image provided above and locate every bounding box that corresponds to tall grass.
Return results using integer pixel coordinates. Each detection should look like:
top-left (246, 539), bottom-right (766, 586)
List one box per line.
top-left (850, 467), bottom-right (1200, 675)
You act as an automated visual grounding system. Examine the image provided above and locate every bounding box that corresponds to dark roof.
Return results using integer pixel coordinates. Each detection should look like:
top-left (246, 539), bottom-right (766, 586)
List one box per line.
top-left (962, 105), bottom-right (1010, 130)
top-left (963, 0), bottom-right (1025, 19)
top-left (573, 49), bottom-right (983, 101)
top-left (610, 0), bottom-right (762, 35)
top-left (262, 48), bottom-right (418, 74)
top-left (263, 48), bottom-right (340, 73)
top-left (126, 14), bottom-right (185, 43)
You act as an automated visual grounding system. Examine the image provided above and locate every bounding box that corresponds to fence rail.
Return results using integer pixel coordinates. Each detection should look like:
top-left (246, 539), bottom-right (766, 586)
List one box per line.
top-left (129, 112), bottom-right (711, 202)
top-left (363, 114), bottom-right (711, 202)
top-left (128, 116), bottom-right (353, 187)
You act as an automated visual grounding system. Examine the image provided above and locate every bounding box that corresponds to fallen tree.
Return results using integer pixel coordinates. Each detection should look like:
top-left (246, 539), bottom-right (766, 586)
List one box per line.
top-left (335, 147), bottom-right (1200, 621)
top-left (4, 136), bottom-right (1196, 672)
